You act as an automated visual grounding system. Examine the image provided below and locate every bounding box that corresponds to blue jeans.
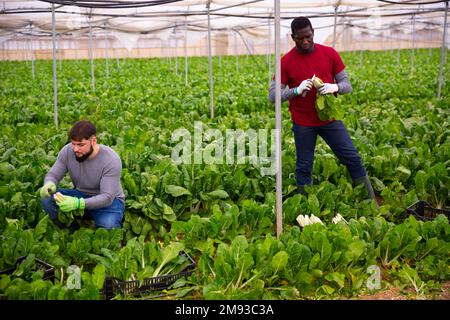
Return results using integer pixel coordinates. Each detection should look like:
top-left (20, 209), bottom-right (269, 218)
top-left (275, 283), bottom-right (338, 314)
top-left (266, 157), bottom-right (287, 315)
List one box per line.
top-left (40, 188), bottom-right (124, 230)
top-left (292, 120), bottom-right (367, 187)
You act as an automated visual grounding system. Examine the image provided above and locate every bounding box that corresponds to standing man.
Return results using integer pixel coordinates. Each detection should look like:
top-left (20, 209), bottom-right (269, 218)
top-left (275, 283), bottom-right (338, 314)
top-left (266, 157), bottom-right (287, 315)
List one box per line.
top-left (268, 16), bottom-right (377, 205)
top-left (39, 120), bottom-right (125, 230)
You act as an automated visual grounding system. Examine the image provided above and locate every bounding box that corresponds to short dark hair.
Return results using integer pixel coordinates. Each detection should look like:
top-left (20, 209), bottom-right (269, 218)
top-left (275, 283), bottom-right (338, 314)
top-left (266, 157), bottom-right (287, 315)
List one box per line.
top-left (69, 120), bottom-right (96, 141)
top-left (291, 17), bottom-right (313, 34)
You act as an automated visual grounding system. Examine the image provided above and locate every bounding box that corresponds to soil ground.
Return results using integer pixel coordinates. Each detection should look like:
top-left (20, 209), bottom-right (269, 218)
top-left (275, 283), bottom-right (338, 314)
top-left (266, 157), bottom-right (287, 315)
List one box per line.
top-left (357, 281), bottom-right (450, 300)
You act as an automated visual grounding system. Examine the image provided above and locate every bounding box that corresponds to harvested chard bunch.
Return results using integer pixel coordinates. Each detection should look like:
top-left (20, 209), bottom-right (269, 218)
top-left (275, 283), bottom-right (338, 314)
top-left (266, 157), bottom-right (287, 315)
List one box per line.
top-left (53, 192), bottom-right (85, 225)
top-left (313, 76), bottom-right (345, 121)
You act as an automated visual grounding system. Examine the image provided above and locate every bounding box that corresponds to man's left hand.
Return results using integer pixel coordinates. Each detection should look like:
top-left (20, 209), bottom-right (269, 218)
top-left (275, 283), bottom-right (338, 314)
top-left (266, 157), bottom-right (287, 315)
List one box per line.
top-left (56, 195), bottom-right (86, 213)
top-left (318, 83), bottom-right (339, 95)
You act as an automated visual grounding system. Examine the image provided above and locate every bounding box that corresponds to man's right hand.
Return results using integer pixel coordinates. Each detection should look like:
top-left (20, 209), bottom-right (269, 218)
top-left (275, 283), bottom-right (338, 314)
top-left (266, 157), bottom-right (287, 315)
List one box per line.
top-left (39, 182), bottom-right (56, 198)
top-left (295, 79), bottom-right (313, 96)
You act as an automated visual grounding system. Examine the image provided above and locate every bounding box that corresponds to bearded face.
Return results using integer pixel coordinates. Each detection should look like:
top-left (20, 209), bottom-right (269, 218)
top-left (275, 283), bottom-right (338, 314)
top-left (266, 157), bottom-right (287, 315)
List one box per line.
top-left (71, 137), bottom-right (95, 162)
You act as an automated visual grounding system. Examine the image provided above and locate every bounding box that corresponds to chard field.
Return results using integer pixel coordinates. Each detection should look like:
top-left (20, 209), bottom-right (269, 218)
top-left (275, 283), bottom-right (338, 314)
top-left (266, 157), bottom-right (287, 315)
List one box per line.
top-left (0, 48), bottom-right (449, 300)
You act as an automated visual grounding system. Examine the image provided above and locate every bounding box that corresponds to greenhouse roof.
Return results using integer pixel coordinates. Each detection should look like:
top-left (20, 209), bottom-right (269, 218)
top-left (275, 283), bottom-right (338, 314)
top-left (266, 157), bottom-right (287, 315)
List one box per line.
top-left (1, 0), bottom-right (448, 44)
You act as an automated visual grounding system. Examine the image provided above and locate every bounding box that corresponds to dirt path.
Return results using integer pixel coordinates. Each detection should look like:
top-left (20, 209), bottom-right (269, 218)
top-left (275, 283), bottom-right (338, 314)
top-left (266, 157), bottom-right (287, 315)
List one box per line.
top-left (357, 281), bottom-right (450, 300)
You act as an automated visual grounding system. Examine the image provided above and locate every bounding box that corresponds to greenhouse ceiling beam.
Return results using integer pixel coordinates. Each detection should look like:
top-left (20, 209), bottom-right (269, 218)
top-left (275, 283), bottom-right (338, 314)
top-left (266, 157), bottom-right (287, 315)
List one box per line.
top-left (3, 10), bottom-right (444, 40)
top-left (346, 18), bottom-right (446, 28)
top-left (13, 20), bottom-right (268, 38)
top-left (41, 0), bottom-right (184, 9)
top-left (377, 0), bottom-right (448, 5)
top-left (208, 0), bottom-right (264, 13)
top-left (5, 11), bottom-right (446, 40)
top-left (2, 8), bottom-right (446, 26)
top-left (30, 0), bottom-right (264, 13)
top-left (206, 9), bottom-right (445, 19)
top-left (3, 1), bottom-right (444, 18)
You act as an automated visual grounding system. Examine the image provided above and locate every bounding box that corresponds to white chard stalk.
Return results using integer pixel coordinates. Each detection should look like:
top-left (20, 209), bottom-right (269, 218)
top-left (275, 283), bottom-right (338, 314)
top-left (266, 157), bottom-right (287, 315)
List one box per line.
top-left (309, 214), bottom-right (324, 225)
top-left (297, 214), bottom-right (325, 228)
top-left (332, 214), bottom-right (347, 224)
top-left (54, 192), bottom-right (65, 202)
top-left (296, 214), bottom-right (307, 227)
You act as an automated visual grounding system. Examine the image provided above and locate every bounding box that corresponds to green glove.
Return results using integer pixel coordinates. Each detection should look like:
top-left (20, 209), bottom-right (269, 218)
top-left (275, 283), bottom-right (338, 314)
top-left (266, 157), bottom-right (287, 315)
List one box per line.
top-left (55, 194), bottom-right (86, 213)
top-left (39, 182), bottom-right (56, 198)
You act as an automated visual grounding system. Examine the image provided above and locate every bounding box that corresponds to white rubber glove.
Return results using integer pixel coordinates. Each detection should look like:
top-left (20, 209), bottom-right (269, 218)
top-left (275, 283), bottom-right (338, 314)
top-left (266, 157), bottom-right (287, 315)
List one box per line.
top-left (295, 79), bottom-right (313, 96)
top-left (318, 83), bottom-right (339, 95)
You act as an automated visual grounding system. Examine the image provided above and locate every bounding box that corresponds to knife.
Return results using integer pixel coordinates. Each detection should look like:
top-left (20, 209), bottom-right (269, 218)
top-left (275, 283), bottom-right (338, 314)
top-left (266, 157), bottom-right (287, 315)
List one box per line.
top-left (302, 74), bottom-right (315, 97)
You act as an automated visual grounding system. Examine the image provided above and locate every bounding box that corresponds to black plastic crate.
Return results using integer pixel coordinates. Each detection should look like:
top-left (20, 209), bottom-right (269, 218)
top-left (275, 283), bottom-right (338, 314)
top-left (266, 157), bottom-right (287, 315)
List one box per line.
top-left (102, 250), bottom-right (195, 300)
top-left (0, 255), bottom-right (55, 281)
top-left (406, 200), bottom-right (450, 222)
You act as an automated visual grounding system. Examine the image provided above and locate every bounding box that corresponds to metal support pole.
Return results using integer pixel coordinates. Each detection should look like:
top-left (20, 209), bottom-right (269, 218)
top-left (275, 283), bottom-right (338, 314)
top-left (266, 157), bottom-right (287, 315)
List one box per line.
top-left (438, 1), bottom-right (448, 98)
top-left (332, 5), bottom-right (338, 48)
top-left (88, 16), bottom-right (95, 92)
top-left (445, 4), bottom-right (449, 64)
top-left (359, 47), bottom-right (363, 68)
top-left (429, 27), bottom-right (432, 57)
top-left (168, 39), bottom-right (171, 69)
top-left (267, 13), bottom-right (272, 86)
top-left (390, 27), bottom-right (393, 55)
top-left (175, 33), bottom-right (178, 76)
top-left (397, 30), bottom-right (400, 66)
top-left (51, 3), bottom-right (58, 129)
top-left (411, 14), bottom-right (415, 76)
top-left (234, 31), bottom-right (238, 74)
top-left (184, 17), bottom-right (188, 86)
top-left (115, 48), bottom-right (120, 69)
top-left (207, 1), bottom-right (214, 118)
top-left (274, 0), bottom-right (282, 238)
top-left (29, 24), bottom-right (35, 80)
top-left (58, 35), bottom-right (62, 70)
top-left (105, 24), bottom-right (109, 79)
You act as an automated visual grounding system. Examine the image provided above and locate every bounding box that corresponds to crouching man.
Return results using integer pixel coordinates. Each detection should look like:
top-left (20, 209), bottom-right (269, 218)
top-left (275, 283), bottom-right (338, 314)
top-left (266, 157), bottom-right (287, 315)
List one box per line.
top-left (39, 120), bottom-right (125, 230)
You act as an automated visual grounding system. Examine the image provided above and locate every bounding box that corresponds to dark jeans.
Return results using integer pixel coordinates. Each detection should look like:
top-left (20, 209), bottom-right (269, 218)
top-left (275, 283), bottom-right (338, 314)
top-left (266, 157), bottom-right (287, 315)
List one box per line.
top-left (292, 120), bottom-right (367, 187)
top-left (40, 188), bottom-right (124, 230)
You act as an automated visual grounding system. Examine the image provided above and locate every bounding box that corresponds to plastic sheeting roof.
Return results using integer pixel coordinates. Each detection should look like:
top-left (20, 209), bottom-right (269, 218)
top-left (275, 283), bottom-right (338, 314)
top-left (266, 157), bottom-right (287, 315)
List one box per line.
top-left (0, 1), bottom-right (448, 46)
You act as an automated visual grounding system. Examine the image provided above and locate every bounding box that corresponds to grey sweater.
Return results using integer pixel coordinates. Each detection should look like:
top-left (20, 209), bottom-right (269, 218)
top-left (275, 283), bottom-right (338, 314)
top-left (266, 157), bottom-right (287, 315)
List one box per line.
top-left (44, 144), bottom-right (125, 210)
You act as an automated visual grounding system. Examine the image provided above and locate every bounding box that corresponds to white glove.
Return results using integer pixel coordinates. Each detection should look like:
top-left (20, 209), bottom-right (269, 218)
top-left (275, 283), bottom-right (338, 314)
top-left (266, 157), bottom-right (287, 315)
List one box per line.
top-left (318, 83), bottom-right (339, 95)
top-left (295, 79), bottom-right (313, 96)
